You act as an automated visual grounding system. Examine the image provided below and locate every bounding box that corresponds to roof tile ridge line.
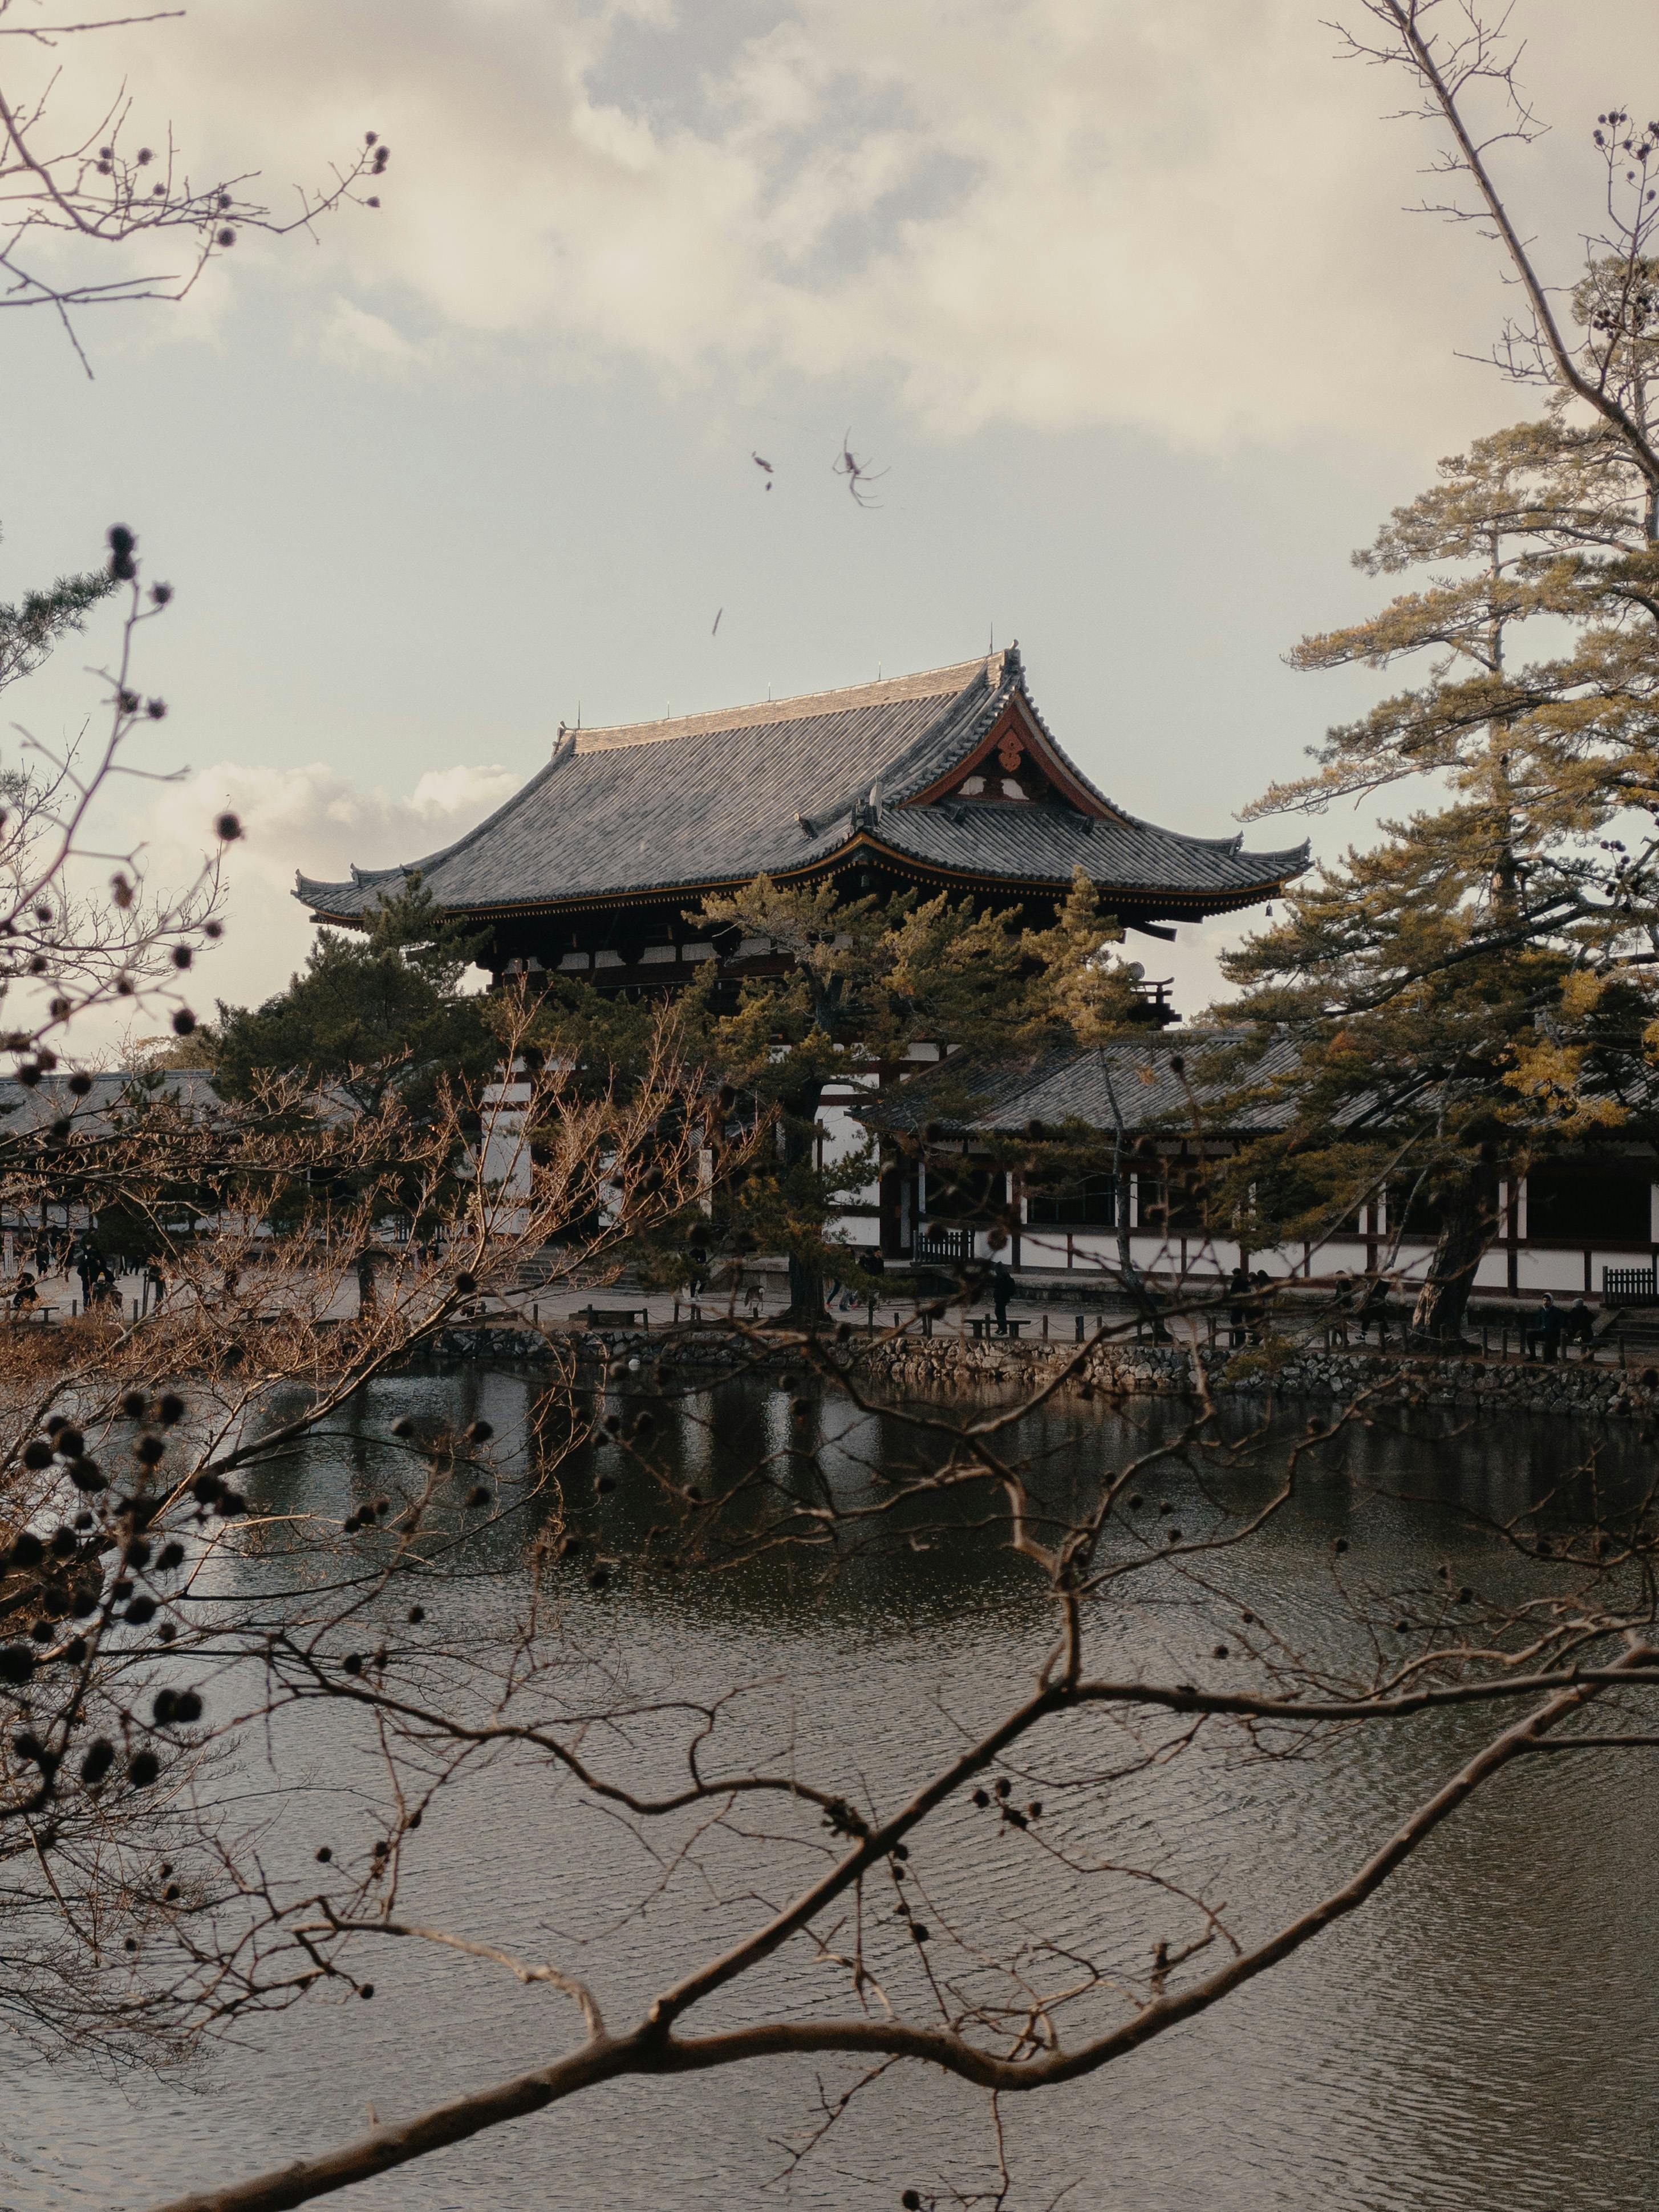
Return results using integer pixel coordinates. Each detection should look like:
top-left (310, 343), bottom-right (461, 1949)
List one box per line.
top-left (873, 659), bottom-right (1038, 812)
top-left (1094, 803), bottom-right (1309, 864)
top-left (571, 651), bottom-right (1009, 752)
top-left (295, 749), bottom-right (568, 911)
top-left (812, 663), bottom-right (1005, 831)
top-left (295, 867), bottom-right (374, 903)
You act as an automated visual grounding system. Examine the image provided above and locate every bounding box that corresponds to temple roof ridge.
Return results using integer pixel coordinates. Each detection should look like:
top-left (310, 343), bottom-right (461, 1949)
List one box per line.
top-left (294, 644), bottom-right (1307, 927)
top-left (567, 650), bottom-right (1011, 754)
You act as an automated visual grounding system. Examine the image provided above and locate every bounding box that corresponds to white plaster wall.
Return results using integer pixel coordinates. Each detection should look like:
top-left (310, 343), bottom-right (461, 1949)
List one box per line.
top-left (478, 1076), bottom-right (533, 1233)
top-left (817, 1072), bottom-right (880, 1206)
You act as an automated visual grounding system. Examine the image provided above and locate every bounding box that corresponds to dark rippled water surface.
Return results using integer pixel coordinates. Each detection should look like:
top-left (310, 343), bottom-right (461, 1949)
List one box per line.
top-left (5, 1374), bottom-right (1658, 2212)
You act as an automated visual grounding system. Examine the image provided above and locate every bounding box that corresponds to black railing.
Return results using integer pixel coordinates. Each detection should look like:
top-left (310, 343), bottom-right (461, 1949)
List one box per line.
top-left (914, 1225), bottom-right (976, 1264)
top-left (1603, 1265), bottom-right (1659, 1306)
top-left (1129, 977), bottom-right (1177, 1026)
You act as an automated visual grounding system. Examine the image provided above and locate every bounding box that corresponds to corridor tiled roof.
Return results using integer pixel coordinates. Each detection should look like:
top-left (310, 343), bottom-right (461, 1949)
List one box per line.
top-left (295, 650), bottom-right (1307, 924)
top-left (865, 1032), bottom-right (1304, 1140)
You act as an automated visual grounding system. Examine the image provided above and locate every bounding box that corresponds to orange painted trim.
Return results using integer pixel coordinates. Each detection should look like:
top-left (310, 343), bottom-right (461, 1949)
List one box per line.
top-left (903, 696), bottom-right (1118, 819)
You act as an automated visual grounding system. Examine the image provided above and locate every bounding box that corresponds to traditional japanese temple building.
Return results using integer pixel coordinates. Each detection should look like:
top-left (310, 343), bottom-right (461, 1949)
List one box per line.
top-left (295, 649), bottom-right (1308, 992)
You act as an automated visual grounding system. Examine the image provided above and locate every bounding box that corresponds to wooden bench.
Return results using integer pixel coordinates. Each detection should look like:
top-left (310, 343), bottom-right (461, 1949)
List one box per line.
top-left (578, 1306), bottom-right (649, 1331)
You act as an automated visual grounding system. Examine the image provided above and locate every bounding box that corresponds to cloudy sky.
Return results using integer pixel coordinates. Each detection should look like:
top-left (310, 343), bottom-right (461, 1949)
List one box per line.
top-left (3, 0), bottom-right (1654, 1044)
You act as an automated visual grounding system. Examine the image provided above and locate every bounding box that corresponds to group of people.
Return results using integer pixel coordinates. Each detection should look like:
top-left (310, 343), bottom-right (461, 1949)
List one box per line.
top-left (1523, 1293), bottom-right (1596, 1362)
top-left (3, 1230), bottom-right (168, 1322)
top-left (72, 1244), bottom-right (125, 1312)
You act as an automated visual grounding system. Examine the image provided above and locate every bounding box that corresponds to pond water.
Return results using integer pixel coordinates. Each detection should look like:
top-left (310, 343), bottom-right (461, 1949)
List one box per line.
top-left (4, 1374), bottom-right (1658, 2212)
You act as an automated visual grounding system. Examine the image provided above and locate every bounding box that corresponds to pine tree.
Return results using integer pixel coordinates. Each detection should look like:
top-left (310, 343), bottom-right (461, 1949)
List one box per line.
top-left (0, 559), bottom-right (114, 696)
top-left (214, 878), bottom-right (494, 1115)
top-left (1225, 372), bottom-right (1659, 1338)
top-left (680, 870), bottom-right (1140, 1317)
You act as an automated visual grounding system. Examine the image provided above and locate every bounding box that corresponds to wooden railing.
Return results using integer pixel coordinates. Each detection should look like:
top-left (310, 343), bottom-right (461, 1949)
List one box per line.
top-left (1603, 1265), bottom-right (1659, 1306)
top-left (914, 1225), bottom-right (976, 1264)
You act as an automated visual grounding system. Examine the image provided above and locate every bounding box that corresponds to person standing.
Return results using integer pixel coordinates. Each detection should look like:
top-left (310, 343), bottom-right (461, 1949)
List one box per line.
top-left (1227, 1263), bottom-right (1251, 1349)
top-left (991, 1260), bottom-right (1015, 1334)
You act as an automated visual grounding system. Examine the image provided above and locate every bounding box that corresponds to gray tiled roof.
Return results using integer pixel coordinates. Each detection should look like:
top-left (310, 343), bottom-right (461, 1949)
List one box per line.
top-left (866, 807), bottom-right (1301, 905)
top-left (869, 1032), bottom-right (1304, 1138)
top-left (295, 651), bottom-right (1307, 923)
top-left (0, 1068), bottom-right (224, 1137)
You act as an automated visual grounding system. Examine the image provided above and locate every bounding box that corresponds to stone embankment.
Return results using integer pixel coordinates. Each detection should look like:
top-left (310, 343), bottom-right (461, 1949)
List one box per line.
top-left (847, 1333), bottom-right (1658, 1422)
top-left (428, 1317), bottom-right (1656, 1420)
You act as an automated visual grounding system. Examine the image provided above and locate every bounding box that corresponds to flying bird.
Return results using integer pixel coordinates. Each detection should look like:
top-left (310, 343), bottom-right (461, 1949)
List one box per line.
top-left (751, 452), bottom-right (774, 490)
top-left (712, 607), bottom-right (723, 636)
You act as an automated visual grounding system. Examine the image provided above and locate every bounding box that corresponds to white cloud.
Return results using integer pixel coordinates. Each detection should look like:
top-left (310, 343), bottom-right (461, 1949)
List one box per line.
top-left (314, 296), bottom-right (429, 379)
top-left (66, 758), bottom-right (520, 1053)
top-left (39, 0), bottom-right (1659, 449)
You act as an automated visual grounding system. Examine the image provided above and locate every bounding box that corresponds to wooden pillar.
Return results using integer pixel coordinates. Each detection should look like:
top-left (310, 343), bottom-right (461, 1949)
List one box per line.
top-left (1502, 1178), bottom-right (1519, 1296)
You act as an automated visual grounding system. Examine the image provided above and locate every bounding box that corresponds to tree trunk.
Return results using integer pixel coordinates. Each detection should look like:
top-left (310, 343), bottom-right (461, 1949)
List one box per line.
top-left (786, 1247), bottom-right (824, 1323)
top-left (1410, 1177), bottom-right (1492, 1344)
top-left (779, 1102), bottom-right (825, 1325)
